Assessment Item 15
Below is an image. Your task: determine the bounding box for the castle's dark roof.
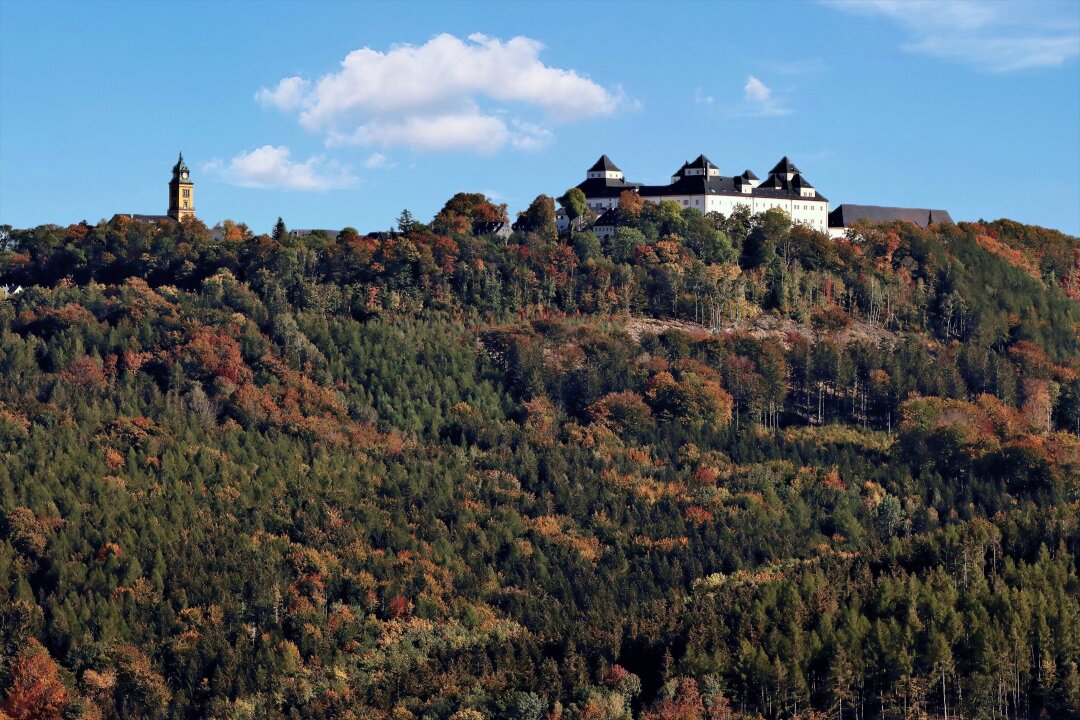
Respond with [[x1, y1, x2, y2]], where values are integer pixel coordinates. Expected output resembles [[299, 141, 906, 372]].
[[758, 175, 785, 190], [612, 172, 827, 202], [769, 156, 800, 175], [578, 155, 827, 204], [753, 185, 828, 203], [575, 177, 641, 198], [828, 204, 954, 229], [754, 170, 823, 198], [685, 154, 717, 170], [588, 155, 622, 173], [639, 174, 732, 197], [591, 209, 621, 229]]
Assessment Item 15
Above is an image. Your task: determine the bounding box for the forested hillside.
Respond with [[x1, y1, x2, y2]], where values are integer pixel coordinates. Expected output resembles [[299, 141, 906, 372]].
[[1, 194, 1079, 720]]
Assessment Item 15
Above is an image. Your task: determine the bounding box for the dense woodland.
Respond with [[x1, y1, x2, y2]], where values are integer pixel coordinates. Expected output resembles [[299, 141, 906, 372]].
[[0, 191, 1078, 720]]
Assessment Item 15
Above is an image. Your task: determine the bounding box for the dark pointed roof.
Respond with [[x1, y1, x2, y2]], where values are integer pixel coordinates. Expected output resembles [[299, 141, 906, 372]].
[[588, 155, 622, 173], [792, 174, 814, 190], [759, 174, 785, 189], [769, 156, 800, 175], [593, 208, 621, 226], [685, 154, 717, 170], [740, 169, 759, 181]]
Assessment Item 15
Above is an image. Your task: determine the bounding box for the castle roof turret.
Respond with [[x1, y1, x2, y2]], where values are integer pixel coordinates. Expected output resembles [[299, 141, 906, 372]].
[[769, 156, 800, 175], [685, 154, 717, 170], [588, 155, 622, 173]]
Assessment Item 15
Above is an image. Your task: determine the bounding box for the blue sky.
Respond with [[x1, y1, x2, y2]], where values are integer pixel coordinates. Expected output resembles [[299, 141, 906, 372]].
[[2, 0, 1078, 235]]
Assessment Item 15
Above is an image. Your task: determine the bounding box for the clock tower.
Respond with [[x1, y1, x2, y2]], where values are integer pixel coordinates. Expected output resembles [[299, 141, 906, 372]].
[[168, 152, 195, 221]]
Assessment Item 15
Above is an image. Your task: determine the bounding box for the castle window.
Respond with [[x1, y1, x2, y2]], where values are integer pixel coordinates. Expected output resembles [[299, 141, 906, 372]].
[[183, 189, 190, 198]]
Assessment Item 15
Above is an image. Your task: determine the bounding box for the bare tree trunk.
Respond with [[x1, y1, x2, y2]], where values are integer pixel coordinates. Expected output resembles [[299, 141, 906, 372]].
[[943, 667, 948, 720]]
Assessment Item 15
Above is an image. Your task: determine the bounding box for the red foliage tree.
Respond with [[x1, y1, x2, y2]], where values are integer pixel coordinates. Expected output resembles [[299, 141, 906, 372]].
[[60, 356, 107, 390], [3, 641, 68, 720], [387, 594, 410, 619]]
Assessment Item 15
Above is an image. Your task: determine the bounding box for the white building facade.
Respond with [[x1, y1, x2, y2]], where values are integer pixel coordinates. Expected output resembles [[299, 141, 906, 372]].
[[571, 155, 830, 237]]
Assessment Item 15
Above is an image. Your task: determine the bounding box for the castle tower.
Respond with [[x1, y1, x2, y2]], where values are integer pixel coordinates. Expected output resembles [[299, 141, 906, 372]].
[[768, 156, 799, 182], [168, 152, 194, 221], [586, 155, 624, 181]]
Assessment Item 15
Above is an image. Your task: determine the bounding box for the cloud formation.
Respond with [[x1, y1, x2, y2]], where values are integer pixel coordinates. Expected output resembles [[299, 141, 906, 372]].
[[743, 76, 772, 103], [732, 76, 791, 117], [824, 0, 1080, 72], [204, 146, 357, 191], [258, 33, 624, 153], [363, 152, 389, 169], [256, 76, 310, 111]]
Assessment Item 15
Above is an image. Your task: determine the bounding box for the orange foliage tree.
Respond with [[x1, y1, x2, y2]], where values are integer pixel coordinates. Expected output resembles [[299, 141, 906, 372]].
[[3, 641, 68, 720]]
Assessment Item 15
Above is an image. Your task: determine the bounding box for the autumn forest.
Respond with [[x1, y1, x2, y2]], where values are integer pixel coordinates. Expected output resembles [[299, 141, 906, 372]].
[[1, 192, 1079, 720]]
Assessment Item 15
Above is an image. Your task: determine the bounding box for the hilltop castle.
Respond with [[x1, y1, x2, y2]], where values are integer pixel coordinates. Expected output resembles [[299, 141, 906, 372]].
[[565, 154, 952, 241], [569, 154, 829, 235]]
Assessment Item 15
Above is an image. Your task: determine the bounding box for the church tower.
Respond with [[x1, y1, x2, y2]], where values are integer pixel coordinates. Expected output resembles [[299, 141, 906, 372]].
[[168, 152, 194, 221]]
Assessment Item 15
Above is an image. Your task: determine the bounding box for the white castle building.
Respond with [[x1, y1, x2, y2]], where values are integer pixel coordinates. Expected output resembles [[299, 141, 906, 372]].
[[567, 154, 830, 236]]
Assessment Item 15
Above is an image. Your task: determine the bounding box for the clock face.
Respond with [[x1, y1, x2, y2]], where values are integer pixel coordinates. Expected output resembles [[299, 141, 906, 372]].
[[181, 171, 189, 180]]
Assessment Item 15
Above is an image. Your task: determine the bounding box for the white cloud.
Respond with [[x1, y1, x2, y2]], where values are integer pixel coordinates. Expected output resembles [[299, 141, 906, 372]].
[[257, 33, 626, 153], [743, 76, 772, 103], [906, 33, 1080, 73], [205, 145, 357, 191], [255, 76, 310, 111], [823, 0, 1080, 72], [507, 119, 554, 150], [364, 152, 389, 169], [693, 87, 715, 105], [328, 108, 511, 153], [727, 76, 791, 118]]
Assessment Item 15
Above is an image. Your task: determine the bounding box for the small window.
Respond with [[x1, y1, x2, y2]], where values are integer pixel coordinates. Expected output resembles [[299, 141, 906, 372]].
[[183, 189, 190, 198], [183, 201, 189, 209]]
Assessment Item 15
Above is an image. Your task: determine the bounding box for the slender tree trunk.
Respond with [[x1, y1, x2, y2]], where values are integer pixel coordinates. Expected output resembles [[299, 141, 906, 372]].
[[943, 667, 948, 720]]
